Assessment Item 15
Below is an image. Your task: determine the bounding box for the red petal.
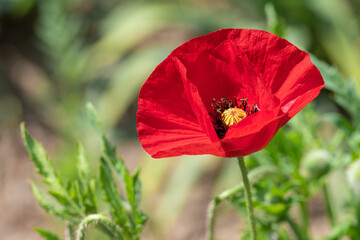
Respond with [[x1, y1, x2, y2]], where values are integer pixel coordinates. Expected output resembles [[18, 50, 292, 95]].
[[137, 29, 324, 158], [137, 58, 207, 157]]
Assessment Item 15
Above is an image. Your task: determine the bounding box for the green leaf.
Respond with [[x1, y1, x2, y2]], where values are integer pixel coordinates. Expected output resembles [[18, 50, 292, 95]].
[[132, 168, 142, 208], [323, 220, 352, 240], [86, 102, 115, 159], [259, 203, 287, 215], [131, 168, 147, 230], [22, 124, 85, 218], [99, 157, 133, 238], [86, 103, 104, 141], [86, 103, 136, 209], [48, 190, 73, 207], [30, 181, 72, 220], [87, 104, 146, 234], [265, 3, 286, 38], [34, 227, 61, 240], [117, 159, 136, 208], [20, 123, 58, 182], [71, 180, 81, 204], [89, 179, 97, 205], [310, 54, 360, 124], [75, 142, 97, 213], [77, 142, 90, 180]]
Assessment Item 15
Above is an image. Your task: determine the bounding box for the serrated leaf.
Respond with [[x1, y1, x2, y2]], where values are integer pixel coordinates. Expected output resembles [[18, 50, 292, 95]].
[[132, 169, 142, 208], [72, 181, 84, 209], [310, 54, 343, 92], [86, 103, 104, 141], [77, 142, 90, 180], [30, 181, 71, 220], [21, 123, 58, 182], [310, 54, 360, 124], [131, 169, 147, 229], [87, 104, 146, 234], [86, 103, 117, 164], [86, 102, 116, 163], [86, 103, 137, 209], [117, 159, 136, 209], [22, 124, 85, 218], [75, 142, 97, 213], [99, 157, 133, 238], [48, 190, 73, 206], [21, 123, 78, 203], [34, 227, 61, 240], [89, 179, 97, 202]]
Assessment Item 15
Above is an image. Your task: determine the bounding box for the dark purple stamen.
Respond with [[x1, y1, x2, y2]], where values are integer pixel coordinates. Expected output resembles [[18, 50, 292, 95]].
[[210, 97, 259, 139]]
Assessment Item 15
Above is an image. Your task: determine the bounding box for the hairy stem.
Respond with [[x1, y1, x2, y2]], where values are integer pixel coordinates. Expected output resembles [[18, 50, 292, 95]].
[[76, 214, 125, 240], [206, 197, 218, 240], [237, 157, 257, 240], [207, 184, 244, 240]]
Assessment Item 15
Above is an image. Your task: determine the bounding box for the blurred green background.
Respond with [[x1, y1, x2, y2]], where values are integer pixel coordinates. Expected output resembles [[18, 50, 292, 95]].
[[0, 0, 360, 239]]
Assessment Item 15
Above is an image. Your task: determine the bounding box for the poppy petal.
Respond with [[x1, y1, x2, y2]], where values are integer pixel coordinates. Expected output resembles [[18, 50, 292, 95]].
[[137, 29, 324, 158]]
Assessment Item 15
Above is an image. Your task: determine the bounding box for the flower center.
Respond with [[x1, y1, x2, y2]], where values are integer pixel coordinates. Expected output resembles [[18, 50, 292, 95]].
[[221, 107, 247, 129], [210, 97, 259, 139]]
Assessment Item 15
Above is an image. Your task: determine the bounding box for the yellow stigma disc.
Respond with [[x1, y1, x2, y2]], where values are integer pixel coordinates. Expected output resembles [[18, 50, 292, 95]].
[[221, 107, 247, 129]]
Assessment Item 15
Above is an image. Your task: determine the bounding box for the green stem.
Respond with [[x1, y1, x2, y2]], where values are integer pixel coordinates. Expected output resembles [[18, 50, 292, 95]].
[[300, 201, 309, 239], [65, 222, 74, 240], [237, 157, 257, 240], [207, 185, 244, 240], [323, 184, 335, 226], [76, 214, 125, 240], [285, 215, 305, 240], [207, 197, 218, 240]]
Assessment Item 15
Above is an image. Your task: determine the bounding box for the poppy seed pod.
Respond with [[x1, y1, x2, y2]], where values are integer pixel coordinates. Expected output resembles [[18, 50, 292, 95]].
[[137, 29, 325, 158], [300, 149, 331, 179]]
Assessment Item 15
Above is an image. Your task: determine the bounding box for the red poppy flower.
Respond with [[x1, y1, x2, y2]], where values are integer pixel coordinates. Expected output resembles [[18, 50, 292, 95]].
[[137, 29, 324, 158]]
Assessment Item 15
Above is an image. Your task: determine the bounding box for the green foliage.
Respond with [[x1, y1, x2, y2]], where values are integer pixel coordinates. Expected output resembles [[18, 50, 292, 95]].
[[86, 103, 146, 233], [34, 227, 61, 240], [36, 0, 87, 85], [311, 54, 360, 127], [265, 3, 287, 38], [21, 104, 146, 240]]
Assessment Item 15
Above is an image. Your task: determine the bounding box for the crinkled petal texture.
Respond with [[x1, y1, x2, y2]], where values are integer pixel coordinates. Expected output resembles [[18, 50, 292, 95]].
[[137, 29, 324, 158]]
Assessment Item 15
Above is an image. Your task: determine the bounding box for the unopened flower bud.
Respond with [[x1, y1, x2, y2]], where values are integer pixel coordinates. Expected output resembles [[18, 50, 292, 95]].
[[301, 149, 331, 179]]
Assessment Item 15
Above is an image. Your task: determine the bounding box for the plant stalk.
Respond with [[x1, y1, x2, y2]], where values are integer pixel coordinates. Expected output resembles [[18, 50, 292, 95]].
[[323, 184, 335, 226], [207, 185, 244, 240], [285, 214, 305, 240], [207, 197, 218, 240], [300, 201, 309, 239], [237, 157, 257, 240]]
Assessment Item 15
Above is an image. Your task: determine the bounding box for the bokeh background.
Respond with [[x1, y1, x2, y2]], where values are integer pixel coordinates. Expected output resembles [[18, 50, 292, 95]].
[[1, 0, 360, 239]]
